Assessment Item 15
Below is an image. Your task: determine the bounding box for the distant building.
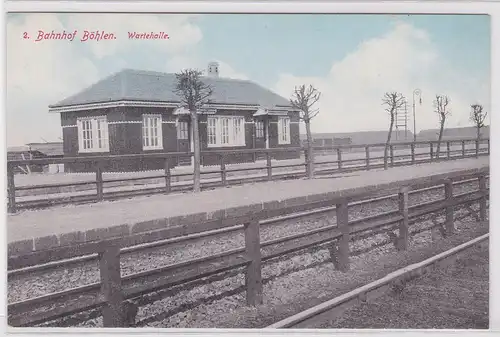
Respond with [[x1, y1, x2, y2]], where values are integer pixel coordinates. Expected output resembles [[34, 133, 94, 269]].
[[418, 126, 490, 141], [49, 62, 301, 173], [7, 142, 63, 174]]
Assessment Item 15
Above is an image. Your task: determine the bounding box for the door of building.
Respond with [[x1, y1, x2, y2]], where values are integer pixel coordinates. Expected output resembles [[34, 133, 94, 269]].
[[254, 119, 267, 161], [176, 118, 192, 166]]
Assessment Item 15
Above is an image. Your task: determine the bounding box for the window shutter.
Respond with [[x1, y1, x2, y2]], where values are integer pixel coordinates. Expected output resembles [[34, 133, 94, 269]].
[[77, 119, 83, 152]]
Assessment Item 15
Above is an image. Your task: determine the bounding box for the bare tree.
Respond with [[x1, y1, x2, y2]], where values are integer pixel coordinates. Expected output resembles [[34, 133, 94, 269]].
[[174, 69, 213, 193], [470, 104, 488, 140], [434, 95, 450, 159], [290, 84, 321, 179], [382, 92, 406, 170]]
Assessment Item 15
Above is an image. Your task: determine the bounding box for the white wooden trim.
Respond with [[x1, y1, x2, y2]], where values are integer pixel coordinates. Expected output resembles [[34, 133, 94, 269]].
[[49, 100, 296, 113], [108, 121, 142, 125], [49, 101, 179, 113], [62, 124, 77, 128], [162, 121, 176, 124], [265, 120, 269, 149]]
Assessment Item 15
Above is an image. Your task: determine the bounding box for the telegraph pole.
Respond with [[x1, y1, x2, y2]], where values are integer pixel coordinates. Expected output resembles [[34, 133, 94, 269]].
[[412, 89, 422, 142]]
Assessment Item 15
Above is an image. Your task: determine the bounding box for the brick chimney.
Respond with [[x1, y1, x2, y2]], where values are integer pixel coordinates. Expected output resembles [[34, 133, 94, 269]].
[[207, 61, 219, 78]]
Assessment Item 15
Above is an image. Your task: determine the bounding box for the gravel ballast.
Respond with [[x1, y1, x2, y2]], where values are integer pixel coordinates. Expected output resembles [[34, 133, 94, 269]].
[[311, 242, 489, 329]]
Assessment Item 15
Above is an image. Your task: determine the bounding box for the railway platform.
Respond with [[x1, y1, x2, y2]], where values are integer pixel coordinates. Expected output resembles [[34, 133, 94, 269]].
[[7, 157, 489, 254]]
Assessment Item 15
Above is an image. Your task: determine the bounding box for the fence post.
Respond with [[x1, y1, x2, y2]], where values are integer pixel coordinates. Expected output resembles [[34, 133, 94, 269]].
[[96, 162, 104, 202], [429, 142, 434, 162], [478, 174, 487, 222], [365, 146, 370, 170], [411, 143, 415, 165], [397, 187, 409, 251], [487, 139, 490, 155], [164, 158, 171, 194], [7, 163, 16, 214], [335, 201, 350, 272], [266, 152, 272, 181], [446, 141, 451, 160], [475, 139, 480, 158], [462, 140, 466, 157], [244, 219, 263, 306], [444, 180, 454, 235], [303, 147, 309, 177], [337, 148, 343, 170], [99, 245, 125, 327], [220, 154, 227, 186], [390, 145, 394, 167]]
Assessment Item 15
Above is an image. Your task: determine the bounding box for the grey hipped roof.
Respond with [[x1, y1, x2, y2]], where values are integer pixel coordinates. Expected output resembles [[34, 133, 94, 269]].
[[50, 69, 292, 109]]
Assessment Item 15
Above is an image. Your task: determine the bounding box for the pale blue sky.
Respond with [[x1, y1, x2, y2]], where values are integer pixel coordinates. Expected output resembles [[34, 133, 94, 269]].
[[6, 13, 490, 146]]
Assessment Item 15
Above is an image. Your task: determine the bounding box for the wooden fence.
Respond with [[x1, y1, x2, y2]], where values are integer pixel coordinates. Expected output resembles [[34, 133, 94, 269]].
[[6, 138, 489, 213], [7, 168, 489, 327]]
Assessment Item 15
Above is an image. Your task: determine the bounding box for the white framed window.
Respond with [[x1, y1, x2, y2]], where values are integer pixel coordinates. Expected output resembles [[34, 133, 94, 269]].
[[221, 117, 230, 145], [278, 117, 291, 145], [207, 118, 217, 145], [77, 116, 109, 153], [255, 121, 264, 138], [207, 116, 246, 147], [143, 114, 163, 150], [177, 121, 189, 140]]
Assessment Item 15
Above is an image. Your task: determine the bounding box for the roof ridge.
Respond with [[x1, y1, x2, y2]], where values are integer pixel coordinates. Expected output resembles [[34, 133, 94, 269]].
[[50, 68, 293, 109], [117, 68, 257, 84]]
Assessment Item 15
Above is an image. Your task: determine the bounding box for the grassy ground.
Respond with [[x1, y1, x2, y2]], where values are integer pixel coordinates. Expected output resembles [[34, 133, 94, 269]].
[[315, 243, 489, 329]]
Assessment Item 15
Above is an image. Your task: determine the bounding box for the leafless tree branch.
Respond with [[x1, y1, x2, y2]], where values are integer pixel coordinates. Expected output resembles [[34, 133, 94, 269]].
[[174, 69, 214, 192], [381, 91, 406, 170], [290, 84, 321, 179], [290, 84, 321, 122], [174, 69, 214, 111], [434, 94, 451, 158], [470, 104, 488, 140]]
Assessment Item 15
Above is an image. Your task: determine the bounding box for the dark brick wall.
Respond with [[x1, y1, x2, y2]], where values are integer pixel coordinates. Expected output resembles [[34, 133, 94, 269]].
[[61, 106, 300, 172], [266, 112, 301, 160]]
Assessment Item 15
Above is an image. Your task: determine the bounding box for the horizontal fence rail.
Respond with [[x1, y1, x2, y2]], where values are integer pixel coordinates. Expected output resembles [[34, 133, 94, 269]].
[[7, 169, 489, 328], [7, 137, 490, 212]]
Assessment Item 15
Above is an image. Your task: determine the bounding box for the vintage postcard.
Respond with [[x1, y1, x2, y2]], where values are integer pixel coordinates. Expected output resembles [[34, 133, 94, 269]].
[[5, 10, 491, 331]]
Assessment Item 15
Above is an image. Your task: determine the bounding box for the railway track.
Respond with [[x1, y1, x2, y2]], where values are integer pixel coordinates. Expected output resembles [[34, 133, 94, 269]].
[[8, 178, 480, 279], [7, 175, 488, 328], [266, 233, 489, 329]]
